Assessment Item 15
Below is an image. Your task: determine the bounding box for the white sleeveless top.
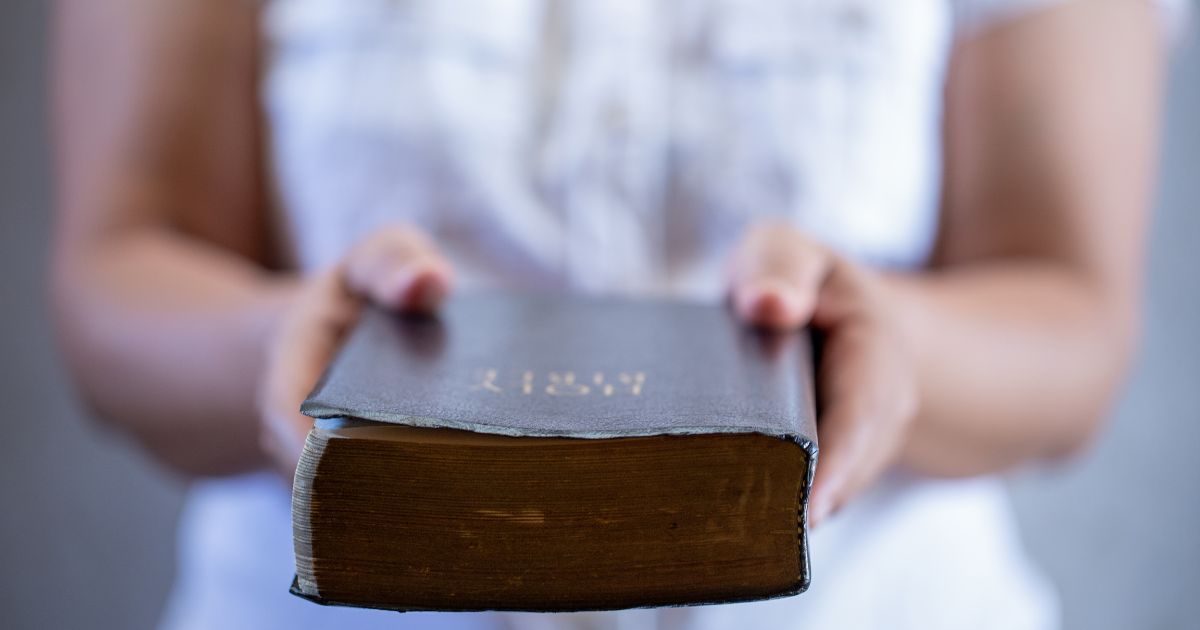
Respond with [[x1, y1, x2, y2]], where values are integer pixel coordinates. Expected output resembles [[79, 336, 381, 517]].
[[160, 0, 1165, 627]]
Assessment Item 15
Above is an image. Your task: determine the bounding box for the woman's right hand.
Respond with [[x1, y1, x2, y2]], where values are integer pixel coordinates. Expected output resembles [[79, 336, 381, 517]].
[[257, 226, 455, 478]]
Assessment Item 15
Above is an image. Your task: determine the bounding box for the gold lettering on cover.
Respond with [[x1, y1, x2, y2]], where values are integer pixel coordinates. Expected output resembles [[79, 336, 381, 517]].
[[546, 371, 590, 396], [617, 371, 646, 395], [589, 371, 645, 396], [471, 370, 646, 395], [593, 372, 613, 396], [471, 368, 504, 393]]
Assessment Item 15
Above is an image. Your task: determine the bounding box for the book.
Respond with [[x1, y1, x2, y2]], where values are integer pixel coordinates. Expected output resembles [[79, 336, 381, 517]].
[[291, 293, 818, 612]]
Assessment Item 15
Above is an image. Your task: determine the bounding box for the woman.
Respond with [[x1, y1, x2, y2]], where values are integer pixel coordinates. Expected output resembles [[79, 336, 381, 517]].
[[50, 0, 1179, 628]]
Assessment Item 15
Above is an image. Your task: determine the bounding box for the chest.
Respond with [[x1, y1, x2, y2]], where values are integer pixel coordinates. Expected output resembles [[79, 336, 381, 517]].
[[263, 0, 951, 285]]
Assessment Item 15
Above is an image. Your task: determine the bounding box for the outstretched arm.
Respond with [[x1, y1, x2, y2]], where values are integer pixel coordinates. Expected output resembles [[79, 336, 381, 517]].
[[51, 0, 285, 475], [896, 0, 1164, 475], [729, 0, 1166, 522], [49, 0, 450, 476]]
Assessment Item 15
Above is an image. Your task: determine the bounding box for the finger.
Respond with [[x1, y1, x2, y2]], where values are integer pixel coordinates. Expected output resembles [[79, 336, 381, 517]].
[[808, 323, 916, 526], [258, 271, 360, 476], [808, 379, 876, 525], [809, 404, 902, 527], [728, 222, 831, 330], [342, 226, 455, 313]]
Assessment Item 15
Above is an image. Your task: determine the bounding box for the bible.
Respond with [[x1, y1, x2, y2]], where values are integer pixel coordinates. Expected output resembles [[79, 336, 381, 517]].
[[291, 294, 818, 612]]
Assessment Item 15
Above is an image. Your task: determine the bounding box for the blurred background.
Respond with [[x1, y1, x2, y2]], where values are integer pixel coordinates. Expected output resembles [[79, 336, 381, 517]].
[[2, 2, 1197, 629]]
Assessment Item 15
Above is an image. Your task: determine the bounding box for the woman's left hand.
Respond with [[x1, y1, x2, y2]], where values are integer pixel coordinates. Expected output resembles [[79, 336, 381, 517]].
[[727, 221, 919, 526]]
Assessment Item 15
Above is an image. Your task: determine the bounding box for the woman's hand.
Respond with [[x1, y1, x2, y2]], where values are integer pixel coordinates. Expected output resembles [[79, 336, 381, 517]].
[[728, 221, 918, 526], [257, 226, 455, 478]]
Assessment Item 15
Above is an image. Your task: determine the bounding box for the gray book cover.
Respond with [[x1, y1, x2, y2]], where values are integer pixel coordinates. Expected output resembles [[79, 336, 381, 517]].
[[298, 293, 820, 606]]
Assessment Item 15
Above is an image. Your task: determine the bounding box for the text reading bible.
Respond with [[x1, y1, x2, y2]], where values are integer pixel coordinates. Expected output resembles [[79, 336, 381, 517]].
[[292, 294, 818, 612]]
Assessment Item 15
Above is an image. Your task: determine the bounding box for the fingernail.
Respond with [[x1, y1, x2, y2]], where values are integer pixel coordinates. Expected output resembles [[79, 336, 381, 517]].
[[408, 273, 446, 312], [809, 497, 830, 527], [414, 282, 438, 311], [740, 280, 802, 329]]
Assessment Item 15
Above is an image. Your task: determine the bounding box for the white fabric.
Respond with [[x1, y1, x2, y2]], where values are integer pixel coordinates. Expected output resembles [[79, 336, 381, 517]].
[[157, 0, 1111, 628], [263, 0, 952, 291]]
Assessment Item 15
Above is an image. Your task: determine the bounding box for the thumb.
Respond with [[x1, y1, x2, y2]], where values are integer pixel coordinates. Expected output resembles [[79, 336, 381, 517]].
[[342, 226, 455, 313], [728, 221, 832, 330], [258, 270, 359, 477]]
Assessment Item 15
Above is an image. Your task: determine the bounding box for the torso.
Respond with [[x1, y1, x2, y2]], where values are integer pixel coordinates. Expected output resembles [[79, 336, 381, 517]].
[[263, 0, 945, 286]]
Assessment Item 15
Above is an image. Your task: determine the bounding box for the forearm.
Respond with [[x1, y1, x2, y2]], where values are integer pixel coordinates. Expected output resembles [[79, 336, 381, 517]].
[[51, 228, 298, 476], [883, 259, 1136, 477]]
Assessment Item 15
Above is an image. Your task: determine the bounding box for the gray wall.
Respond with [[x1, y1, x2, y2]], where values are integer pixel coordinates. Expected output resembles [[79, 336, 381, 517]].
[[1, 2, 1196, 629], [0, 2, 184, 628]]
